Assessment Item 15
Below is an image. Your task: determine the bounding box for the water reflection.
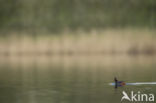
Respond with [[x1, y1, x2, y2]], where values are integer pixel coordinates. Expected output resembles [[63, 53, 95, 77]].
[[0, 55, 156, 103]]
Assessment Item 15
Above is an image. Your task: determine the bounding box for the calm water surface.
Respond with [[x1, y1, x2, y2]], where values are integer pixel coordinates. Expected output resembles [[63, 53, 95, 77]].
[[0, 55, 156, 103]]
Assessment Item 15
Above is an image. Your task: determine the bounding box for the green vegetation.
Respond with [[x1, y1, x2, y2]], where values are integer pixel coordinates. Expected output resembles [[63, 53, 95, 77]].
[[0, 0, 156, 33], [0, 0, 156, 55]]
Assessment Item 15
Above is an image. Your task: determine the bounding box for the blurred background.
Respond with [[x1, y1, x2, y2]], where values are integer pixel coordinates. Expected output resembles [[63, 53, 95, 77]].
[[0, 0, 156, 32], [0, 0, 156, 55], [0, 0, 156, 103]]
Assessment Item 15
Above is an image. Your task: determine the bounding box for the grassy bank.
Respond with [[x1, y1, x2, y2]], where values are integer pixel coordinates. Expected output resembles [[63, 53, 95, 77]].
[[1, 0, 156, 32], [0, 29, 156, 56]]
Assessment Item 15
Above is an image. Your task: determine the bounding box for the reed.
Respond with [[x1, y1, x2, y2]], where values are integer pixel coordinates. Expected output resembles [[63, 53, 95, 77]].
[[0, 29, 156, 56]]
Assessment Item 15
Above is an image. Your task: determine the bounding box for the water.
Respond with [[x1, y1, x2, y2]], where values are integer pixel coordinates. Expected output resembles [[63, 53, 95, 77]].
[[0, 55, 156, 103], [110, 82, 156, 86]]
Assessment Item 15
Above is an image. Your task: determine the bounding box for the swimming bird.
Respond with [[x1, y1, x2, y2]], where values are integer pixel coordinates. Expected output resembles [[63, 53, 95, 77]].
[[110, 78, 156, 88], [114, 77, 126, 88]]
